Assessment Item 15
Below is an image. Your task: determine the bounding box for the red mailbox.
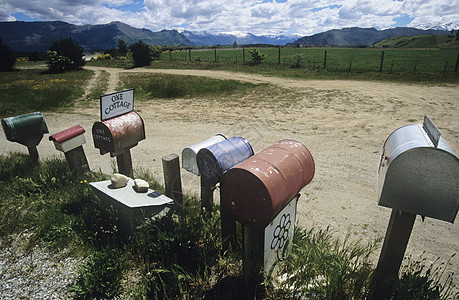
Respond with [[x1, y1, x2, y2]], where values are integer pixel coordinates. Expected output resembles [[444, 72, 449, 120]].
[[92, 111, 145, 156], [222, 140, 315, 228]]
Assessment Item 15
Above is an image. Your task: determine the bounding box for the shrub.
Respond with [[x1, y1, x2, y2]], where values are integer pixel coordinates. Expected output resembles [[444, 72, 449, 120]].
[[47, 37, 85, 73], [129, 40, 153, 67], [0, 38, 15, 72], [248, 48, 266, 65]]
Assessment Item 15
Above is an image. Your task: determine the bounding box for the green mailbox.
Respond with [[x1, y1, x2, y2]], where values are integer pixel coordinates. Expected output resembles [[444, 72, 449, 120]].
[[2, 112, 49, 160]]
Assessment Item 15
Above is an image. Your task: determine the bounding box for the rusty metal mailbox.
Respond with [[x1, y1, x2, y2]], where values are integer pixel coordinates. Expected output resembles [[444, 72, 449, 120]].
[[221, 139, 315, 296], [182, 134, 227, 175], [197, 136, 254, 186], [92, 111, 145, 157], [2, 112, 48, 148], [222, 139, 315, 227], [378, 115, 459, 223]]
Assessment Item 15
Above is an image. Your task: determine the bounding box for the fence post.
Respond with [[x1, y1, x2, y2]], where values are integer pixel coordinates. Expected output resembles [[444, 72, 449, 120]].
[[243, 47, 245, 63], [379, 50, 385, 72], [455, 51, 459, 72], [214, 49, 217, 62], [324, 50, 327, 69], [188, 48, 191, 61], [278, 47, 281, 65], [443, 61, 448, 75], [162, 153, 183, 211]]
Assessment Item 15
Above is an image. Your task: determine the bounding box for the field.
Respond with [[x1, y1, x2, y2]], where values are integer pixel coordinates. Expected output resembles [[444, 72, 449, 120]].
[[1, 56, 458, 298]]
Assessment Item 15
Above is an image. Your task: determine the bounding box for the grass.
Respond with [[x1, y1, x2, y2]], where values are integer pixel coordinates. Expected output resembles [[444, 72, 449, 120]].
[[119, 72, 260, 100], [0, 68, 93, 117], [0, 153, 457, 299]]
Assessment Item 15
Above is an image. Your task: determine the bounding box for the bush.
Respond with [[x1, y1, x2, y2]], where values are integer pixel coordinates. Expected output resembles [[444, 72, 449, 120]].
[[47, 37, 85, 73], [0, 38, 15, 72], [130, 40, 153, 67], [248, 48, 266, 65]]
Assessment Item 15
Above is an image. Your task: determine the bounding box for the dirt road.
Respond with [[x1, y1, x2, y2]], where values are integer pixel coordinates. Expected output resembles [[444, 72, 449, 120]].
[[2, 66, 458, 285]]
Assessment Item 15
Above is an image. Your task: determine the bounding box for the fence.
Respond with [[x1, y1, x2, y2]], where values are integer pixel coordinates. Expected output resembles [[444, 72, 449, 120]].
[[163, 47, 459, 73]]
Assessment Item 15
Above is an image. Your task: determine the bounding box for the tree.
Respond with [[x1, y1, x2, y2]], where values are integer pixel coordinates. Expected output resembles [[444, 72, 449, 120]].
[[0, 38, 16, 72], [47, 37, 85, 73], [129, 40, 153, 67], [118, 39, 128, 56]]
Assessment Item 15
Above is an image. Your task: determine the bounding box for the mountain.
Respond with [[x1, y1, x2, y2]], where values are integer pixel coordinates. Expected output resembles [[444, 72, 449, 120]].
[[0, 21, 193, 52], [293, 27, 449, 46], [181, 30, 298, 46]]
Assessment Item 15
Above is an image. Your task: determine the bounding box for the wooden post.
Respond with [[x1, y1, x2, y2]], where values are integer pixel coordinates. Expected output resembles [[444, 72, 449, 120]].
[[64, 145, 90, 176], [243, 47, 245, 63], [27, 146, 39, 163], [116, 149, 133, 178], [188, 48, 191, 61], [243, 225, 265, 299], [214, 49, 217, 62], [220, 187, 236, 251], [278, 47, 281, 65], [324, 50, 327, 69], [368, 209, 416, 300], [200, 176, 214, 213], [162, 153, 183, 210], [454, 51, 459, 72], [379, 50, 385, 72]]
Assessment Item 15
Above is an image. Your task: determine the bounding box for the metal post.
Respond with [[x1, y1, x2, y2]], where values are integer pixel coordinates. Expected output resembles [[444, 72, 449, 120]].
[[368, 209, 416, 300], [162, 153, 183, 210], [64, 145, 90, 176], [116, 149, 133, 178]]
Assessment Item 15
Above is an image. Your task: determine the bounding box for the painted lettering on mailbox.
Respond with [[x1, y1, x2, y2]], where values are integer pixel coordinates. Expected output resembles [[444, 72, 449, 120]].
[[100, 89, 134, 121]]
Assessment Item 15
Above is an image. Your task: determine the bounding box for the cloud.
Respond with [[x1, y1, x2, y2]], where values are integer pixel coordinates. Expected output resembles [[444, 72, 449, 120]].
[[1, 0, 458, 35]]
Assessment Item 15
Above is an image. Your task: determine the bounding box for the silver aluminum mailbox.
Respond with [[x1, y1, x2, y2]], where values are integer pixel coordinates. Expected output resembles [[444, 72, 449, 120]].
[[378, 116, 459, 223], [182, 134, 227, 175]]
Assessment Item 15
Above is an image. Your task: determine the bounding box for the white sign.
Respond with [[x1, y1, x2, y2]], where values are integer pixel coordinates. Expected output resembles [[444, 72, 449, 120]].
[[100, 89, 134, 121], [264, 196, 298, 277]]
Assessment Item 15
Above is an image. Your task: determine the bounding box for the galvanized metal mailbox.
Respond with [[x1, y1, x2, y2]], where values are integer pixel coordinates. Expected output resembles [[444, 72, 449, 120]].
[[378, 115, 459, 223], [182, 134, 227, 175], [222, 139, 315, 228], [2, 112, 48, 148], [197, 136, 254, 187], [49, 125, 89, 175], [92, 111, 145, 157], [369, 115, 459, 300]]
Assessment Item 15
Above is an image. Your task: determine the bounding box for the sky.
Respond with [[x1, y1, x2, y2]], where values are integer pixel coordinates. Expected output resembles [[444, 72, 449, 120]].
[[1, 0, 458, 36]]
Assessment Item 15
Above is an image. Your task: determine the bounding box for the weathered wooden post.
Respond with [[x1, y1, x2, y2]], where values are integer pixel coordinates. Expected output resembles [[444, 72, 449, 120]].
[[324, 50, 327, 69], [379, 50, 385, 72], [368, 115, 459, 299], [49, 124, 90, 176], [196, 137, 254, 249], [1, 112, 49, 163], [162, 153, 183, 210], [222, 140, 315, 299], [278, 47, 281, 65], [92, 89, 145, 178]]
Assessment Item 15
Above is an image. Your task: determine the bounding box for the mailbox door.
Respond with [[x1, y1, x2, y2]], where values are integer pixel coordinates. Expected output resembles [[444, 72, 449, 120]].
[[92, 122, 114, 155]]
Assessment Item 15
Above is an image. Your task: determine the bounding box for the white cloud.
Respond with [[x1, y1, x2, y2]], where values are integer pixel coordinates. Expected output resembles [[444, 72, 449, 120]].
[[1, 0, 458, 35]]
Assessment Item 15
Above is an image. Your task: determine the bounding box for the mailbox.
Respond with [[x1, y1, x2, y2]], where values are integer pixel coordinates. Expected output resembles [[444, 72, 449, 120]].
[[222, 139, 315, 228], [182, 134, 227, 175], [92, 111, 145, 156], [49, 125, 86, 152], [378, 116, 459, 223], [1, 112, 48, 148], [197, 137, 254, 186]]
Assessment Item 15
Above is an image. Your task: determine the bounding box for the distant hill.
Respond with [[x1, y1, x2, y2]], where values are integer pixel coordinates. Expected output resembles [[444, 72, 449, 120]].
[[0, 21, 193, 52], [293, 27, 449, 46], [181, 31, 298, 46], [373, 33, 459, 49]]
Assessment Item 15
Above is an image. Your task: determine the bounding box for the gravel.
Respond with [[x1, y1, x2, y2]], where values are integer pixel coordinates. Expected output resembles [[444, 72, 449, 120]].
[[0, 231, 84, 299]]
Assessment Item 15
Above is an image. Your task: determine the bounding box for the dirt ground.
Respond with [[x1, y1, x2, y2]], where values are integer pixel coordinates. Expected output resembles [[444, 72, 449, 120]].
[[2, 66, 458, 287]]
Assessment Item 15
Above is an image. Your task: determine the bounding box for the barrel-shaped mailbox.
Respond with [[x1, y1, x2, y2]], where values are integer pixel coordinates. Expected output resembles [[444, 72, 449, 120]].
[[92, 111, 145, 156], [378, 116, 459, 223], [182, 134, 227, 175], [1, 112, 48, 148], [197, 137, 254, 186], [222, 139, 315, 228]]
